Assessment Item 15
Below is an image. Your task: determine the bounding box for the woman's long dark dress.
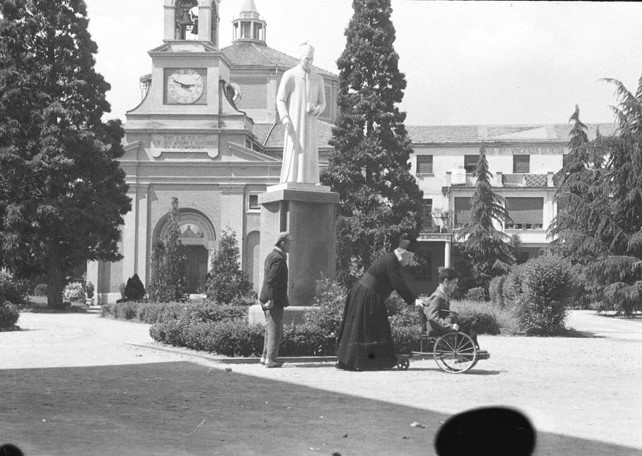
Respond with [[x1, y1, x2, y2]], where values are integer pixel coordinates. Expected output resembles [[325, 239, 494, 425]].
[[336, 252, 417, 371]]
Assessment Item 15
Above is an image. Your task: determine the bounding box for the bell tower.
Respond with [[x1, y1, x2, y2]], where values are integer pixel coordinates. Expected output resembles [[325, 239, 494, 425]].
[[109, 0, 273, 300], [125, 0, 234, 127], [164, 0, 220, 46]]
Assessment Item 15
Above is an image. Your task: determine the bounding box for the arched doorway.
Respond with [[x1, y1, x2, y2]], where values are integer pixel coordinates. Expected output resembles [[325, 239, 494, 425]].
[[181, 227, 209, 293], [153, 210, 216, 294]]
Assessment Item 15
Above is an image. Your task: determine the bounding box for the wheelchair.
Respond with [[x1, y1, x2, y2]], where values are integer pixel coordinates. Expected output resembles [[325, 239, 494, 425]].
[[396, 331, 490, 374]]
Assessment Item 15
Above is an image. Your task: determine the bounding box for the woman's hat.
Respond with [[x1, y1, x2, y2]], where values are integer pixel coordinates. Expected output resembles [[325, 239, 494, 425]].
[[398, 233, 418, 253]]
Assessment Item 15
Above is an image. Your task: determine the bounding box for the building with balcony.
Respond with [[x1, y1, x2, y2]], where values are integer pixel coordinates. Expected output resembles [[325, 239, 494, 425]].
[[406, 124, 615, 290]]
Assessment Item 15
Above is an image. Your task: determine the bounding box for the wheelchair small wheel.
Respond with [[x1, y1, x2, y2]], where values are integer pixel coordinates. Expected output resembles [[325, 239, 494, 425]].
[[433, 332, 477, 374], [397, 358, 410, 370]]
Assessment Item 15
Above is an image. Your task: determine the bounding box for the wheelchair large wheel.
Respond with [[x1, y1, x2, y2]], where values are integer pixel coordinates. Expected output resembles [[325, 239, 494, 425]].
[[433, 332, 478, 374]]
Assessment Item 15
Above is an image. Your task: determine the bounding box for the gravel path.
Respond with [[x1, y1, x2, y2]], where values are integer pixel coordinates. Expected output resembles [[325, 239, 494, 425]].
[[2, 309, 641, 452]]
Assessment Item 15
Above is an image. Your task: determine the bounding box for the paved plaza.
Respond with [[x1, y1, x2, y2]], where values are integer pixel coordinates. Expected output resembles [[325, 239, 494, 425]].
[[1, 310, 641, 455]]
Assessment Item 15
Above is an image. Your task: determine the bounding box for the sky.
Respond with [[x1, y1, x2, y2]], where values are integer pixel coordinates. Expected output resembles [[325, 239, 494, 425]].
[[84, 0, 642, 127]]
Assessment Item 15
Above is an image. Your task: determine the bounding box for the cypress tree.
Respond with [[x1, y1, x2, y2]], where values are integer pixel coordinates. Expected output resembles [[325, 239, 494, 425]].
[[457, 145, 514, 288], [321, 0, 423, 286], [147, 197, 187, 303]]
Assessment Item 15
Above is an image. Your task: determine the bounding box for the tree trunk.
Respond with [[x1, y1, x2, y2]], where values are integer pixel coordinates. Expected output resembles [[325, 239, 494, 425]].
[[46, 256, 65, 309]]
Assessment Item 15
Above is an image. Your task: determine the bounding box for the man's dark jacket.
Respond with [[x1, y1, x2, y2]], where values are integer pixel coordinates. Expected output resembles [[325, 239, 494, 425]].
[[259, 248, 289, 308]]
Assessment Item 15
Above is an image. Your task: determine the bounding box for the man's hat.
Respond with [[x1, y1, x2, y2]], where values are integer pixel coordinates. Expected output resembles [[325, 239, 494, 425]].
[[299, 41, 315, 58], [276, 232, 292, 246], [398, 233, 418, 253]]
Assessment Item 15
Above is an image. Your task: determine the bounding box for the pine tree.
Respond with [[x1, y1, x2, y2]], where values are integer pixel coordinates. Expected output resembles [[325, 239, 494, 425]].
[[0, 0, 131, 308], [205, 228, 253, 304], [457, 145, 514, 288], [551, 80, 642, 315], [147, 197, 187, 302], [321, 0, 423, 286]]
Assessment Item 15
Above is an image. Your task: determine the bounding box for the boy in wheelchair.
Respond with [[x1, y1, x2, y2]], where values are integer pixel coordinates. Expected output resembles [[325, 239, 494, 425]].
[[421, 268, 480, 349]]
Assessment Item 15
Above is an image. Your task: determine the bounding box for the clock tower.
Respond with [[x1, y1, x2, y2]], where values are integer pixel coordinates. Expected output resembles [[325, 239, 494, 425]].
[[90, 0, 281, 302]]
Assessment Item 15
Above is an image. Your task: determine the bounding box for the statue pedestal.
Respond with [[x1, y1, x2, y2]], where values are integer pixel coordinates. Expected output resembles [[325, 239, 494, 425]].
[[250, 183, 339, 325]]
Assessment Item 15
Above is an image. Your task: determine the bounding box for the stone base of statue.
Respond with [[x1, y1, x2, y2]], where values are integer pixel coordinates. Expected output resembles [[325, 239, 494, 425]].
[[247, 183, 340, 326]]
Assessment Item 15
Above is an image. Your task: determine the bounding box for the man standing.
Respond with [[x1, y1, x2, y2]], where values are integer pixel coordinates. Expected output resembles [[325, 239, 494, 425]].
[[276, 42, 326, 184], [259, 233, 292, 368]]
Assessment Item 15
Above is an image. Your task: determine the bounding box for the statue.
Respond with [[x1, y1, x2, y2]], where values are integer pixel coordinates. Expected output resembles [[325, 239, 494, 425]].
[[276, 42, 326, 184]]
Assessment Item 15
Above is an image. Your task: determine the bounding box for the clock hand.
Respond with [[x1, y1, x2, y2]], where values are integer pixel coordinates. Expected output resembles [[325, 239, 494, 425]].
[[172, 79, 194, 89]]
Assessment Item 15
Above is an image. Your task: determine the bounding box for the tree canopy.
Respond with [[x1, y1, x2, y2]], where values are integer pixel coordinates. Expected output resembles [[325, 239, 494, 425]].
[[550, 79, 642, 315], [0, 0, 131, 308], [321, 0, 423, 286]]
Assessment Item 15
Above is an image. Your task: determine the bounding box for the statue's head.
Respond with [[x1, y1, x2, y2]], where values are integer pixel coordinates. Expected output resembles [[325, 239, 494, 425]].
[[299, 42, 315, 72]]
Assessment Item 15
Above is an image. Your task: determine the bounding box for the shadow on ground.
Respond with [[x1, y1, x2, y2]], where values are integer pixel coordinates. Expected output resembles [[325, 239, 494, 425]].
[[0, 362, 638, 456]]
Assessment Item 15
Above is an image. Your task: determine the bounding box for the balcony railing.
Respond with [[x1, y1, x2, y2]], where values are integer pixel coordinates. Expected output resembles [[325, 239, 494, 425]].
[[445, 171, 555, 187]]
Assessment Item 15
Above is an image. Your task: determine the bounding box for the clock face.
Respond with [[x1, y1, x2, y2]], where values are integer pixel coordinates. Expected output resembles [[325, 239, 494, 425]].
[[166, 68, 205, 104]]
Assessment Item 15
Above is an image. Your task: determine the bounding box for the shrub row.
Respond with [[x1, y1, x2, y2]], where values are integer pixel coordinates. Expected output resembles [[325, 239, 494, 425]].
[[147, 277, 503, 357], [101, 301, 248, 324]]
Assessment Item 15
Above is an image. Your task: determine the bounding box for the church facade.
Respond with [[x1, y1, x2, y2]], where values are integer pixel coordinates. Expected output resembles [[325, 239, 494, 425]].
[[88, 0, 613, 303]]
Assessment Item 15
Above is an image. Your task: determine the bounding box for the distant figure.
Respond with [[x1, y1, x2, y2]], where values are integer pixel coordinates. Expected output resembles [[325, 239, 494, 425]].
[[258, 233, 292, 368], [276, 42, 326, 184], [336, 234, 425, 371]]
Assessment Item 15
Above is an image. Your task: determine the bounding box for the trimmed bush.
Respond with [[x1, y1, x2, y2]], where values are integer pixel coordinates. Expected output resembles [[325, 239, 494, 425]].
[[124, 274, 146, 301], [113, 302, 138, 320], [281, 323, 336, 356], [0, 302, 20, 328], [134, 302, 187, 324], [150, 318, 264, 356], [391, 324, 423, 354], [205, 229, 254, 304], [103, 300, 250, 325], [184, 301, 248, 323], [512, 255, 573, 335]]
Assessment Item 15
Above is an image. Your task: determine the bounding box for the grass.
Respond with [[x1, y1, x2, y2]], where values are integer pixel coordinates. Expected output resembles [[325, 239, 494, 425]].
[[451, 299, 521, 335]]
